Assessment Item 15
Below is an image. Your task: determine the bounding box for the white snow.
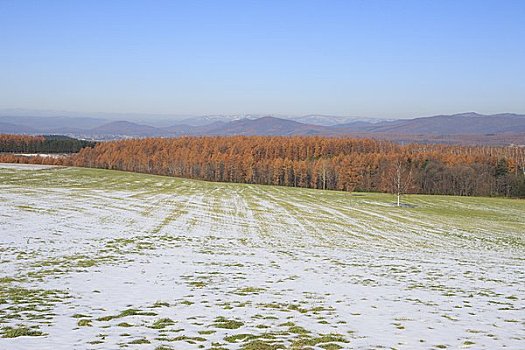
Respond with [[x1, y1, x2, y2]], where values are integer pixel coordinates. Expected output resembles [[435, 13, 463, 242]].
[[0, 167, 523, 349], [0, 163, 60, 170]]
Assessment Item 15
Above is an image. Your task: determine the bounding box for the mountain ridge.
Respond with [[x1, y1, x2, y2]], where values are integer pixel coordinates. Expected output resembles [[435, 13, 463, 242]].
[[1, 112, 524, 145]]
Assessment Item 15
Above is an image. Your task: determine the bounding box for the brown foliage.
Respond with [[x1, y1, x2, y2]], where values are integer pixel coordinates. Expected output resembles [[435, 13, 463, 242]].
[[1, 135, 524, 197]]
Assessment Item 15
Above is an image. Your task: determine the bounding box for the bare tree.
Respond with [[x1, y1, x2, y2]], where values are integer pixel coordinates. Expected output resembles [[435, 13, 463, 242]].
[[387, 159, 413, 206]]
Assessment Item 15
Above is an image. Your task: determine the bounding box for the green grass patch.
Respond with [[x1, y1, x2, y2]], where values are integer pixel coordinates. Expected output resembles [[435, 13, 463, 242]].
[[214, 316, 244, 329], [1, 326, 45, 338]]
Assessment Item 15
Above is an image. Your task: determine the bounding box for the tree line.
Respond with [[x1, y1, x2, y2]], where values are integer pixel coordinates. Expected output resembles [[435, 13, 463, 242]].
[[0, 134, 96, 153], [1, 134, 524, 197]]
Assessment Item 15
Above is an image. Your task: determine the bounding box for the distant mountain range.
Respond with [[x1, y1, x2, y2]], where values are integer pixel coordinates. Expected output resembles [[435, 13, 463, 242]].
[[1, 112, 524, 145], [344, 113, 525, 135]]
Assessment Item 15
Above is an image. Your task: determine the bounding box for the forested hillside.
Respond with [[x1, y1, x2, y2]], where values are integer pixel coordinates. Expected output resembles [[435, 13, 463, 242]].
[[0, 134, 96, 153], [1, 135, 524, 197]]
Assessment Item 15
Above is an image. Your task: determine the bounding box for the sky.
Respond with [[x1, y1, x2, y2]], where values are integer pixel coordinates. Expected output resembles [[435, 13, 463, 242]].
[[0, 0, 524, 119]]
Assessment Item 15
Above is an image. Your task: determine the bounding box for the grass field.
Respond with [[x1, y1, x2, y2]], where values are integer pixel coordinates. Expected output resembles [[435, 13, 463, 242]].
[[0, 164, 524, 349]]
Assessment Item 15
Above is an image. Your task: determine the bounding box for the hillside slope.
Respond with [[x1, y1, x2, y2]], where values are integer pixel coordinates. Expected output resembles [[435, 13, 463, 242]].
[[354, 113, 525, 134], [1, 165, 523, 349]]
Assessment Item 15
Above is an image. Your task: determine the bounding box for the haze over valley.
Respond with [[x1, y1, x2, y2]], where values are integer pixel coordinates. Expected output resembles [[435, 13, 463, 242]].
[[2, 111, 525, 145]]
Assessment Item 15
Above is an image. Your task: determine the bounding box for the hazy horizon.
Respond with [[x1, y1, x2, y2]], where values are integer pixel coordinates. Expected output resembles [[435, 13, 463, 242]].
[[1, 107, 524, 123], [1, 1, 524, 118]]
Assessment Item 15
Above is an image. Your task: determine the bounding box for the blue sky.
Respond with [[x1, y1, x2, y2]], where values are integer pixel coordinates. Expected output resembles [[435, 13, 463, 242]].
[[0, 0, 524, 118]]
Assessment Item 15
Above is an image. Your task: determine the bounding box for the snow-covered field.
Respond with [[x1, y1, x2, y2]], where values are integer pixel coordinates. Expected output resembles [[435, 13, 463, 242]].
[[0, 165, 524, 349]]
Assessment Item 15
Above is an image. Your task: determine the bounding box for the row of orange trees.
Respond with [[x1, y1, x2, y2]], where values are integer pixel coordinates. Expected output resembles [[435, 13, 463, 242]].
[[1, 134, 524, 197]]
